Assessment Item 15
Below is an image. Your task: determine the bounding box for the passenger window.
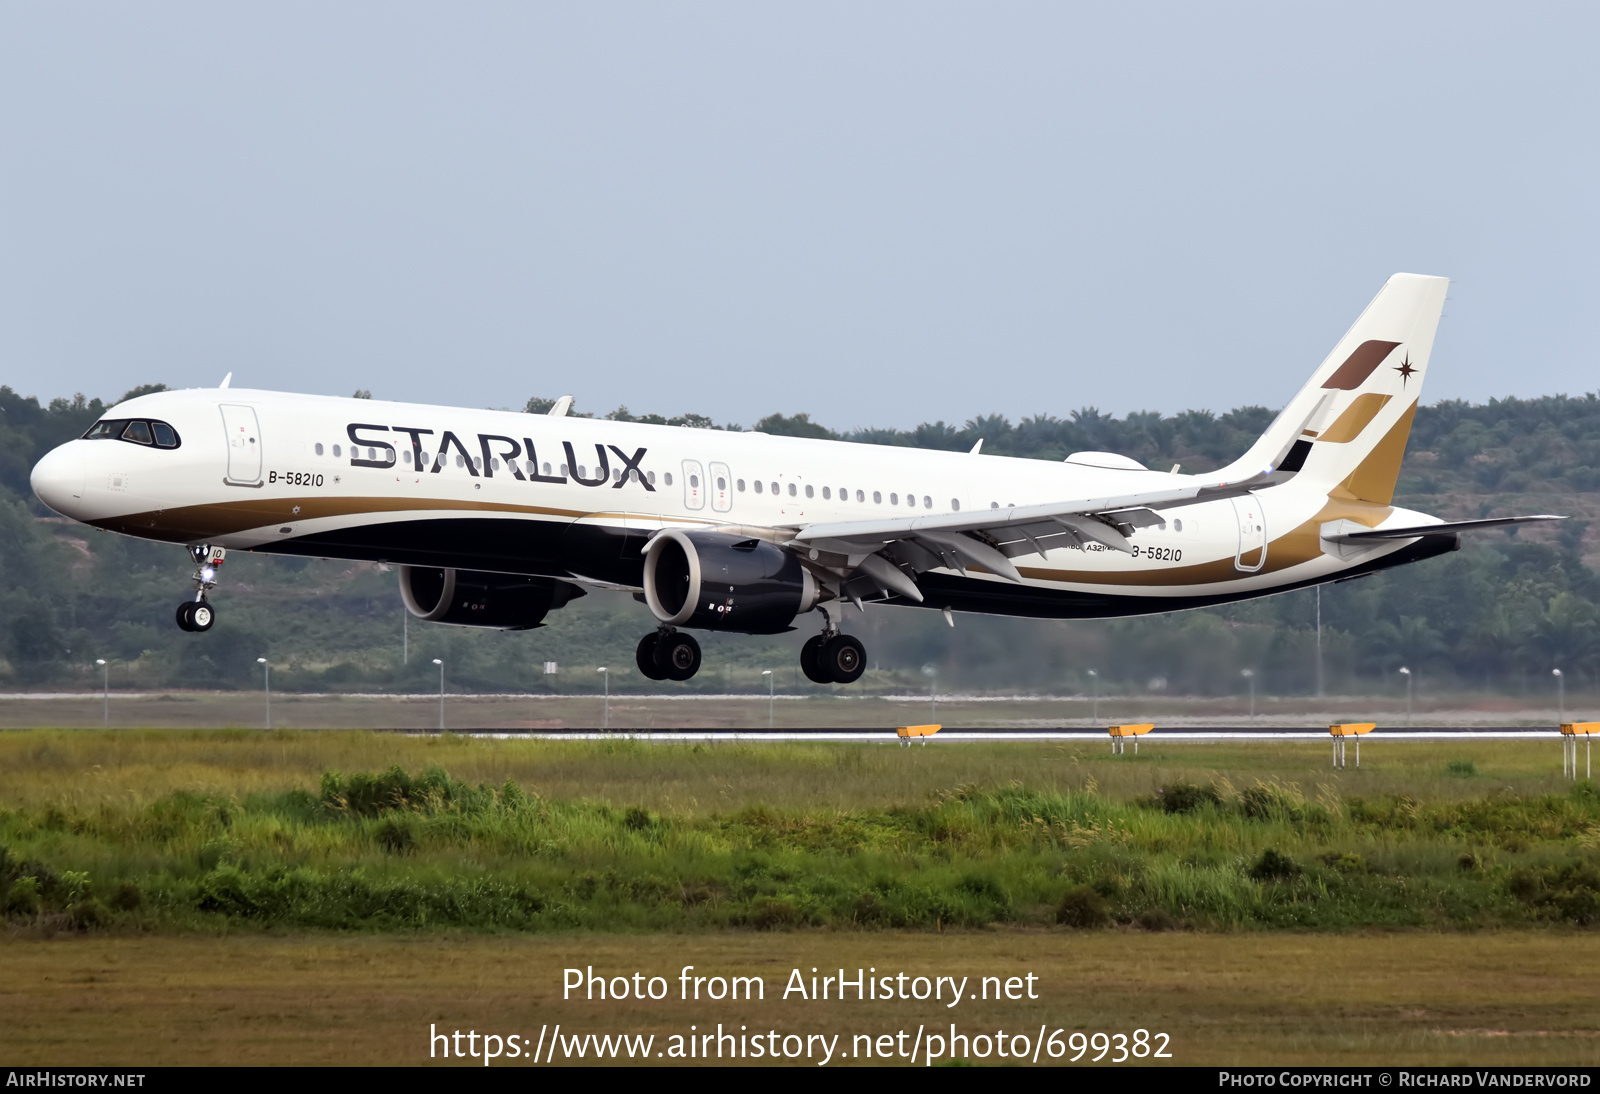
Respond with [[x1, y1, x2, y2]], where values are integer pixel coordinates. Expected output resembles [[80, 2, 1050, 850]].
[[491, 457, 500, 471], [787, 483, 796, 497], [856, 490, 865, 502], [717, 477, 726, 490], [403, 449, 412, 465], [647, 471, 655, 484], [873, 491, 882, 504], [152, 422, 179, 448], [333, 444, 343, 457], [952, 499, 960, 511], [559, 463, 569, 476], [614, 468, 623, 482], [373, 449, 381, 462], [990, 501, 998, 509], [923, 495, 932, 509], [770, 482, 778, 495], [737, 479, 746, 492], [579, 465, 587, 477], [754, 480, 763, 494], [890, 493, 898, 505], [690, 474, 699, 488], [663, 472, 672, 486], [804, 485, 813, 498], [122, 421, 153, 444], [1174, 519, 1184, 532], [822, 486, 830, 500], [545, 463, 554, 476], [315, 442, 325, 456]]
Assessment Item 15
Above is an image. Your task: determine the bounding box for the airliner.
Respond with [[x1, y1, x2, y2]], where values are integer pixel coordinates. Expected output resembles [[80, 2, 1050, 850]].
[[29, 273, 1558, 684]]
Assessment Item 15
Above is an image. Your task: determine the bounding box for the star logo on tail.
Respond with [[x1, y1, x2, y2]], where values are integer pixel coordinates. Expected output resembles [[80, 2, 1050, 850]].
[[1394, 354, 1417, 385]]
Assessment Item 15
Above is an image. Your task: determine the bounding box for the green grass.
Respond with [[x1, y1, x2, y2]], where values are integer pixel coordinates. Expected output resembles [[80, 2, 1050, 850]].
[[2, 731, 1598, 934]]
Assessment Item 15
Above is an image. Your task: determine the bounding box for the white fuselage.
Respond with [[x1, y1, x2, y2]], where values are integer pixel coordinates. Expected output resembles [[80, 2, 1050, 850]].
[[31, 386, 1442, 622]]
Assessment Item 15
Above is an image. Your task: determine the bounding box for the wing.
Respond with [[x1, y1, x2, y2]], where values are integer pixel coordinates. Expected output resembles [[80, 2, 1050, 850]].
[[788, 465, 1292, 602], [1323, 515, 1565, 542]]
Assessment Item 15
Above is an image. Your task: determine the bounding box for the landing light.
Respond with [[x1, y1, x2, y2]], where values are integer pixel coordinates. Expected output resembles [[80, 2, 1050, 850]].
[[200, 567, 216, 582]]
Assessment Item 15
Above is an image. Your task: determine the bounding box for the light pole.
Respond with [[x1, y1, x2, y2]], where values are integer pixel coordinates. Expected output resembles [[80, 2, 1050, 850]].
[[1315, 586, 1324, 698], [432, 659, 444, 730], [922, 663, 937, 721], [762, 669, 773, 728], [1088, 669, 1099, 726], [598, 667, 609, 729], [1399, 666, 1412, 726], [1241, 669, 1256, 721], [1554, 668, 1565, 724], [96, 659, 107, 726], [256, 657, 270, 730]]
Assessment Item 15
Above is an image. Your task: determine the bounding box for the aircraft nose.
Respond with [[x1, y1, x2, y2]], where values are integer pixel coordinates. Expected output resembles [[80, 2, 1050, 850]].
[[31, 443, 87, 517]]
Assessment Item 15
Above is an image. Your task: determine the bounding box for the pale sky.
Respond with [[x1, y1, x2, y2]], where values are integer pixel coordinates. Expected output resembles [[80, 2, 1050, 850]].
[[3, 3, 1596, 430]]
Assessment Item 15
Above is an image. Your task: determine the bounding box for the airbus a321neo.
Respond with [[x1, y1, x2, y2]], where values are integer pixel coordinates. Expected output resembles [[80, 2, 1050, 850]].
[[30, 273, 1560, 684]]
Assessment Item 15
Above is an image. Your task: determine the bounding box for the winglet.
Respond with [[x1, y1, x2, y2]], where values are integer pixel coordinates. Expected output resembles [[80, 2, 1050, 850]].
[[548, 395, 573, 418], [219, 372, 233, 389]]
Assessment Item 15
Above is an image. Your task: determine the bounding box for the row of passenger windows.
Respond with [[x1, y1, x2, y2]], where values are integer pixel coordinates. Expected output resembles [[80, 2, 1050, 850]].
[[311, 441, 1011, 512]]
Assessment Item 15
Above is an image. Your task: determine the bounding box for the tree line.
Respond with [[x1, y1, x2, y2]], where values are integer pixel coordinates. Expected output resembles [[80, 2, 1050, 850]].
[[0, 383, 1595, 695]]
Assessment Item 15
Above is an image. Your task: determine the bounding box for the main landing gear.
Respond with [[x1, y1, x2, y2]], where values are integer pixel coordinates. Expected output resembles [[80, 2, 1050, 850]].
[[175, 545, 225, 633], [636, 628, 702, 681], [801, 603, 866, 684]]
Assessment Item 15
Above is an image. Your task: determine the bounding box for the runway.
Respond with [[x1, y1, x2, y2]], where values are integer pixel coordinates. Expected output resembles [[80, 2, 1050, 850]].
[[463, 725, 1566, 742]]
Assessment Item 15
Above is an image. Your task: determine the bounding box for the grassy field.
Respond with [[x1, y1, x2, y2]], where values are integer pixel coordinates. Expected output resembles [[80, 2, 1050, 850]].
[[2, 729, 1596, 933], [3, 730, 1598, 1066]]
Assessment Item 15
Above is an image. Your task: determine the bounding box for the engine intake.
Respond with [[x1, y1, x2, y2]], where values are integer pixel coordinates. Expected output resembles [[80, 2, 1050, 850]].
[[642, 530, 819, 635], [400, 567, 585, 630]]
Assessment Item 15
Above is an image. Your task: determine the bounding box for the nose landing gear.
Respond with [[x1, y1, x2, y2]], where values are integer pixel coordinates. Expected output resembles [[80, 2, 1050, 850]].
[[175, 545, 224, 633]]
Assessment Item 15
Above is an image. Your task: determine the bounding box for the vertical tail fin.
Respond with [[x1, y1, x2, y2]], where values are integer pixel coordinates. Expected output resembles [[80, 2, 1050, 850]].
[[1218, 273, 1449, 506]]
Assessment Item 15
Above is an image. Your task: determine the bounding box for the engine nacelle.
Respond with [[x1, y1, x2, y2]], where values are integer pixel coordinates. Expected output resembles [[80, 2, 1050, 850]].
[[642, 530, 819, 635], [400, 567, 585, 630]]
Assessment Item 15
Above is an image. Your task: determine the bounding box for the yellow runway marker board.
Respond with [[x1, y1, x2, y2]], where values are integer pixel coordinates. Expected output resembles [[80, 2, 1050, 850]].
[[1560, 722, 1599, 780], [1329, 722, 1375, 768], [1108, 723, 1153, 754], [896, 724, 940, 748]]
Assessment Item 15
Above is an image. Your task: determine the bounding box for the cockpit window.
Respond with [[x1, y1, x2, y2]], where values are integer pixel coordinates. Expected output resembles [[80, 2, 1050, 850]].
[[82, 418, 182, 449], [83, 419, 128, 439]]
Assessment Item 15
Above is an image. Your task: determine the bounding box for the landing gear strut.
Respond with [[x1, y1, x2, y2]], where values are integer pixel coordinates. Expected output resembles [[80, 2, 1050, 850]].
[[175, 545, 224, 633], [635, 628, 702, 681], [800, 602, 866, 684]]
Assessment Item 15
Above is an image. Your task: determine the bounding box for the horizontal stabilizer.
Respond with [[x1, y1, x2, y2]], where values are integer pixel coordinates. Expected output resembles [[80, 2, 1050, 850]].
[[1328, 515, 1565, 542]]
